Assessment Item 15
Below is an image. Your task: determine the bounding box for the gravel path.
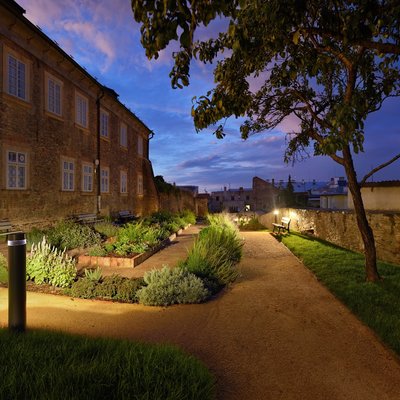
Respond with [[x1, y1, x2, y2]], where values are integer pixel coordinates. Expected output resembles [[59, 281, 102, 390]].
[[1, 230, 400, 399]]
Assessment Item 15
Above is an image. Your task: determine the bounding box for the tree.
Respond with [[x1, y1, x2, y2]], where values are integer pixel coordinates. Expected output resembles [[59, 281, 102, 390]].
[[131, 0, 400, 281], [283, 175, 296, 207]]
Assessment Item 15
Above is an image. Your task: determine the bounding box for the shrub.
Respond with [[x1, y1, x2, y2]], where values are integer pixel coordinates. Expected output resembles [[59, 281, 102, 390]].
[[137, 266, 209, 306], [27, 237, 77, 287], [180, 209, 196, 225], [27, 227, 46, 248], [66, 277, 98, 299], [84, 267, 103, 282], [66, 275, 144, 302], [0, 253, 7, 284], [110, 222, 164, 256], [96, 274, 126, 299], [238, 217, 266, 231], [93, 221, 119, 238], [207, 212, 238, 232], [88, 245, 107, 257], [46, 220, 101, 250], [183, 225, 242, 285]]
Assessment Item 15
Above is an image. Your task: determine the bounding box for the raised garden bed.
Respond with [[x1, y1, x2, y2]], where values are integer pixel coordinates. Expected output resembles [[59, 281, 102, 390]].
[[77, 229, 185, 268]]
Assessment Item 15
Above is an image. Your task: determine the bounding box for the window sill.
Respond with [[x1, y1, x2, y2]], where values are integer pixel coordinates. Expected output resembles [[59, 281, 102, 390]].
[[45, 111, 64, 122]]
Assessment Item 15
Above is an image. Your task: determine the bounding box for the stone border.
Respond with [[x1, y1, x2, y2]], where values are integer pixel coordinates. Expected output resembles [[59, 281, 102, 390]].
[[77, 226, 188, 269]]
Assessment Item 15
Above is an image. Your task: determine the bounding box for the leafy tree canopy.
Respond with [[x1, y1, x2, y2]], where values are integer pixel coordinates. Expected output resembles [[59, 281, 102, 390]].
[[132, 0, 400, 166]]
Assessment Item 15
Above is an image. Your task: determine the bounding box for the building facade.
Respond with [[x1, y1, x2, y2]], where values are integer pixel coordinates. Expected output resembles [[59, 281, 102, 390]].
[[0, 0, 158, 226]]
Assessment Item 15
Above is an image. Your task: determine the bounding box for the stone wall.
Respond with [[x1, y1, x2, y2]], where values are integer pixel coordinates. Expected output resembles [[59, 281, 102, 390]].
[[159, 189, 196, 214], [259, 208, 400, 265]]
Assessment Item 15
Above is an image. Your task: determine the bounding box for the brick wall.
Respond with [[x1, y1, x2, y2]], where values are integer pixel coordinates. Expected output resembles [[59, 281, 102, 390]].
[[159, 189, 196, 214], [259, 208, 400, 265]]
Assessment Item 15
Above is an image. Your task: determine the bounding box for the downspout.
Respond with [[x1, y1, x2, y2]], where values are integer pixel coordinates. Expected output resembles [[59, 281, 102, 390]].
[[147, 130, 154, 160], [96, 89, 104, 215]]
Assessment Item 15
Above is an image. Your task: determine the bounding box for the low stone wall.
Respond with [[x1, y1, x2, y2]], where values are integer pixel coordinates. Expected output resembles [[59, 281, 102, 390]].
[[259, 208, 400, 265]]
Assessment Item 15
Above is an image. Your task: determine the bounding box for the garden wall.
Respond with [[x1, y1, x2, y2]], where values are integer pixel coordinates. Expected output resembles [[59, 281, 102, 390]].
[[159, 190, 196, 214], [259, 208, 400, 265]]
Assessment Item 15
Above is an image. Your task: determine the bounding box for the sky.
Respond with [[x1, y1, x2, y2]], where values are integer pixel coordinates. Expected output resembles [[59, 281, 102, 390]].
[[19, 0, 400, 192]]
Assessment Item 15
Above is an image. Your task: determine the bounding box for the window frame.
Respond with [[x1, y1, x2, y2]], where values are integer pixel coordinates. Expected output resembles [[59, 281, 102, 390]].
[[137, 174, 143, 195], [120, 122, 128, 148], [137, 135, 144, 157], [120, 170, 128, 194], [61, 158, 75, 192], [75, 92, 89, 128], [5, 51, 29, 102], [46, 72, 63, 116], [6, 150, 28, 190], [100, 167, 110, 194], [82, 162, 94, 192], [100, 108, 109, 139]]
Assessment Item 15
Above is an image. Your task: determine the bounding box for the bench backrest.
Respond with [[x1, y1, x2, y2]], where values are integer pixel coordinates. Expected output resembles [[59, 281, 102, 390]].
[[0, 219, 12, 232], [281, 217, 291, 227]]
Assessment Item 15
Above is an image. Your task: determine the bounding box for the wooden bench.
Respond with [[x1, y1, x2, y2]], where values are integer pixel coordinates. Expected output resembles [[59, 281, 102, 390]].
[[71, 213, 103, 225], [272, 217, 291, 233], [0, 219, 12, 233], [117, 210, 136, 224]]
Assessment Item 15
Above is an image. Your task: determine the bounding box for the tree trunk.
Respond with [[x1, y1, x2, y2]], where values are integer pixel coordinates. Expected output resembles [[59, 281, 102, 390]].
[[342, 145, 381, 281]]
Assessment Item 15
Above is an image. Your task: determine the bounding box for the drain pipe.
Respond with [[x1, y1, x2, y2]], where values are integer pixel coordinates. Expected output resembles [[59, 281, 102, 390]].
[[96, 89, 104, 215]]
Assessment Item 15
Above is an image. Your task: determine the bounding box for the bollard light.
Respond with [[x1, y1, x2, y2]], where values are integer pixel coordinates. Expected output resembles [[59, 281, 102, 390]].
[[8, 232, 26, 333]]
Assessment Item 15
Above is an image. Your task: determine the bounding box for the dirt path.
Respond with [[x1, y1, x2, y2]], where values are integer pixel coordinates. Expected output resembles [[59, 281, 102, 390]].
[[1, 231, 400, 399]]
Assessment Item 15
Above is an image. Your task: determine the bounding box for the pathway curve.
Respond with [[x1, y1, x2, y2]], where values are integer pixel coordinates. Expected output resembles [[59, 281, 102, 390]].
[[1, 231, 400, 399]]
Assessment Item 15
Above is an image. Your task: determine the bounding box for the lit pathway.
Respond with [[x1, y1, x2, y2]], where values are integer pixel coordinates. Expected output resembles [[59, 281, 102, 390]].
[[1, 231, 400, 400]]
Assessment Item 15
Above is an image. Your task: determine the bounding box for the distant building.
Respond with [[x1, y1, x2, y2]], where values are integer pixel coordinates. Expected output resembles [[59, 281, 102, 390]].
[[348, 181, 400, 211], [314, 177, 348, 209], [209, 177, 280, 212]]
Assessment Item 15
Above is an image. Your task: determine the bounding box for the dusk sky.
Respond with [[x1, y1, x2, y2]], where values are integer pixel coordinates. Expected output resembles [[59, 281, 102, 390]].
[[19, 0, 399, 192]]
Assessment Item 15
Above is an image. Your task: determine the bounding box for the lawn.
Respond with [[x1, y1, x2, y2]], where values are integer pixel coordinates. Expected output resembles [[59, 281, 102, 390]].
[[280, 233, 400, 355], [0, 328, 215, 400]]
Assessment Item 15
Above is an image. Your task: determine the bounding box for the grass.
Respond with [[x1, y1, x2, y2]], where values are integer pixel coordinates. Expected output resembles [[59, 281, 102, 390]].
[[280, 233, 400, 355], [0, 328, 215, 400], [0, 253, 7, 283]]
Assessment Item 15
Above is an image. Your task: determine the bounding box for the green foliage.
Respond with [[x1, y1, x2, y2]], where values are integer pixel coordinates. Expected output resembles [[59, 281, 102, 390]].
[[207, 213, 237, 232], [0, 253, 7, 284], [27, 227, 46, 248], [47, 220, 101, 250], [84, 267, 103, 282], [27, 237, 77, 288], [93, 221, 120, 238], [180, 209, 196, 225], [88, 245, 107, 257], [66, 276, 98, 299], [0, 329, 215, 400], [182, 225, 242, 285], [66, 275, 144, 303], [137, 266, 209, 306], [281, 233, 400, 355], [154, 175, 180, 194], [238, 217, 266, 231], [110, 221, 165, 256]]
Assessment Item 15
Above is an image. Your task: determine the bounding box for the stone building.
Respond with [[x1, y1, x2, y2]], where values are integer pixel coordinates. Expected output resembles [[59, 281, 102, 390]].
[[0, 0, 158, 227], [209, 177, 280, 213]]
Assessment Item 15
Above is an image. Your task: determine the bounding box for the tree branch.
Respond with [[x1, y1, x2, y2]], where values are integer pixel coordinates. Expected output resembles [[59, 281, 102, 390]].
[[360, 153, 400, 186]]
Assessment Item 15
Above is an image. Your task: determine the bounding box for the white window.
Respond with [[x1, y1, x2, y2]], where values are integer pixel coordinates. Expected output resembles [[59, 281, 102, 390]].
[[137, 174, 143, 195], [120, 171, 127, 194], [62, 159, 74, 191], [7, 54, 27, 100], [101, 167, 109, 193], [120, 123, 127, 147], [75, 93, 88, 127], [7, 151, 27, 189], [138, 136, 144, 156], [82, 163, 93, 192], [47, 74, 62, 115], [100, 109, 109, 138]]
